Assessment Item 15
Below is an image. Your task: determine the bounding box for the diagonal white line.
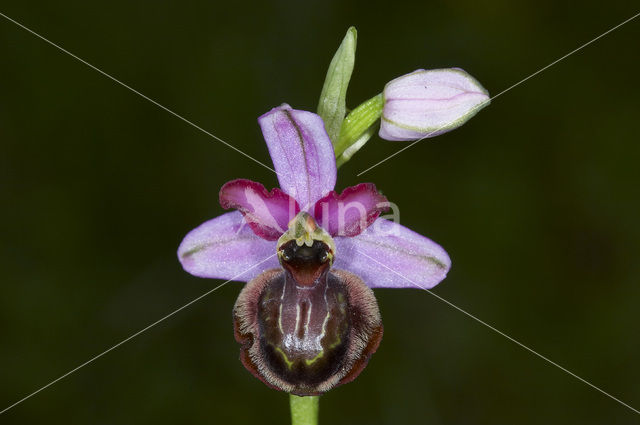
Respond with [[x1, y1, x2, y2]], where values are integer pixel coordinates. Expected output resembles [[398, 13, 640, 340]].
[[0, 11, 277, 175], [357, 11, 640, 177], [356, 249, 640, 415], [0, 254, 277, 416]]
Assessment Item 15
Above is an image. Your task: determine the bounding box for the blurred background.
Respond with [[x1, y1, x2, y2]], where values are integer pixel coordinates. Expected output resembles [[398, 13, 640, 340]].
[[1, 1, 639, 424]]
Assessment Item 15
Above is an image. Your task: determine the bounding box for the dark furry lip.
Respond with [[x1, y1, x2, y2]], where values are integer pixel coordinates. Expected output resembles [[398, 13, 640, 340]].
[[233, 267, 382, 396]]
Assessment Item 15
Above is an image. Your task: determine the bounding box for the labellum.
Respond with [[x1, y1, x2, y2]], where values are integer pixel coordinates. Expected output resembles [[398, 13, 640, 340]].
[[233, 212, 383, 395]]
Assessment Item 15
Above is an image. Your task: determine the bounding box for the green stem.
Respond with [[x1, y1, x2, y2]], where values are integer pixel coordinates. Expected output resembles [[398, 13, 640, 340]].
[[335, 121, 378, 168], [289, 394, 319, 425], [334, 93, 383, 163]]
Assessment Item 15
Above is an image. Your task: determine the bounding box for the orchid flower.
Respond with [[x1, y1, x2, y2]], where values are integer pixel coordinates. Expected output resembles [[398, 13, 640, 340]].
[[178, 103, 450, 290], [177, 103, 451, 395]]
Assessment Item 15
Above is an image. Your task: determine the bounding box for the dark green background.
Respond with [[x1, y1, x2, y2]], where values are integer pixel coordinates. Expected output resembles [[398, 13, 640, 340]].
[[1, 1, 639, 424]]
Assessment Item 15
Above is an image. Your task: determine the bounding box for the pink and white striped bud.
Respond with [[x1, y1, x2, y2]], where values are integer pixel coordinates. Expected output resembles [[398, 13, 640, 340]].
[[379, 68, 489, 141]]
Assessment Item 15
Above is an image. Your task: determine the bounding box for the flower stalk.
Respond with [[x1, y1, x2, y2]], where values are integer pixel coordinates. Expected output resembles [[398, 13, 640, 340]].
[[290, 395, 319, 425], [334, 93, 383, 166]]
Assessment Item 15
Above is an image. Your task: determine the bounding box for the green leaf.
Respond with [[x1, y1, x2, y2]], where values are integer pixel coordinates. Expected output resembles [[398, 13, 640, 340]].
[[317, 27, 357, 145]]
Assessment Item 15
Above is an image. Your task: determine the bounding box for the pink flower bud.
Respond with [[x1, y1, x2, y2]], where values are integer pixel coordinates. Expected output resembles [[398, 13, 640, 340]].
[[380, 68, 489, 141]]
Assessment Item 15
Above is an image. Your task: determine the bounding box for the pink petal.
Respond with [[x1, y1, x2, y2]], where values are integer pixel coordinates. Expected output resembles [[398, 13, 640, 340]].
[[219, 179, 300, 241], [178, 211, 280, 281], [334, 218, 451, 289], [258, 104, 337, 208], [313, 183, 389, 237]]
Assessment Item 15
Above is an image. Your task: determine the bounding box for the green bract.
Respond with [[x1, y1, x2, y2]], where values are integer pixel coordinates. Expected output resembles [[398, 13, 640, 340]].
[[317, 27, 357, 145]]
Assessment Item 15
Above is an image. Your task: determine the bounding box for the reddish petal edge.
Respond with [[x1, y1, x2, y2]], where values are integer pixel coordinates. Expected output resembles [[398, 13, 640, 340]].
[[313, 183, 389, 237], [220, 179, 300, 241]]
